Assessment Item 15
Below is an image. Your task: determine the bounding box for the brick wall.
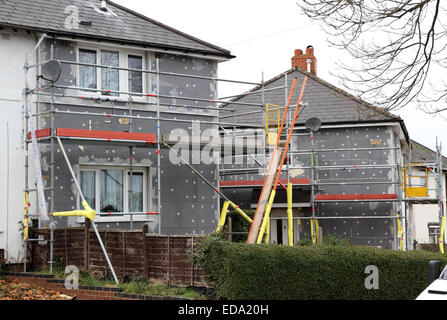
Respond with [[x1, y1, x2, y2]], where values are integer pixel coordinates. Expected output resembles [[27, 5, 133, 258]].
[[33, 227, 206, 286]]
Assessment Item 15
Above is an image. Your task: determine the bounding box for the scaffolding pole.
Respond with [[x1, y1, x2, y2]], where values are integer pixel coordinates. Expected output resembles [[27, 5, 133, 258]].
[[156, 59, 162, 235], [56, 137, 119, 284]]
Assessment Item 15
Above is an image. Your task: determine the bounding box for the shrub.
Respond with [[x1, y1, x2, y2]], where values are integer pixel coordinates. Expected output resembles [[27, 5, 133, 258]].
[[194, 235, 447, 300]]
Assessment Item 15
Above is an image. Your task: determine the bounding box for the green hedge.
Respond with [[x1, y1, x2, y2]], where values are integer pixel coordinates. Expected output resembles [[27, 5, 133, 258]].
[[193, 235, 447, 300]]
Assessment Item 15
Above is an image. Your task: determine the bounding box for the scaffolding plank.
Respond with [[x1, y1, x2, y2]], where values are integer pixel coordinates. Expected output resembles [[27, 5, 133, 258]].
[[29, 128, 157, 144], [315, 194, 398, 201], [220, 178, 310, 188], [56, 128, 156, 143]]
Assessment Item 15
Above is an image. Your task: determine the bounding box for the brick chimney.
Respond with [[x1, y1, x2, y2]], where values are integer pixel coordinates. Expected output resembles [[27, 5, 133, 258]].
[[291, 45, 317, 75]]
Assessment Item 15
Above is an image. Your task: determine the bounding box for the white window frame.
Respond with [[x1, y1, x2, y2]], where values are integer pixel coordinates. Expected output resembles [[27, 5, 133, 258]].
[[76, 43, 148, 101], [77, 165, 150, 223]]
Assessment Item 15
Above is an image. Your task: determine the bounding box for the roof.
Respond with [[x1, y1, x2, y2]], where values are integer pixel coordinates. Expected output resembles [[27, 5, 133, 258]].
[[0, 0, 233, 58], [410, 140, 447, 168], [221, 67, 409, 140]]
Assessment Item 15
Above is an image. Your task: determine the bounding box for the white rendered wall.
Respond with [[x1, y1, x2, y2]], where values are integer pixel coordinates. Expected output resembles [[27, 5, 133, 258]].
[[0, 28, 38, 263], [410, 166, 447, 244]]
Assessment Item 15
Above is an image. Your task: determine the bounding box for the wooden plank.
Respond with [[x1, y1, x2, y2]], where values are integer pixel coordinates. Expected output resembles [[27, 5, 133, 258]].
[[246, 147, 282, 243]]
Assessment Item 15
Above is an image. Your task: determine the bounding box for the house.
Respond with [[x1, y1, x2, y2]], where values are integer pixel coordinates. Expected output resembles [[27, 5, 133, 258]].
[[406, 140, 447, 247], [0, 0, 234, 263], [220, 46, 446, 249]]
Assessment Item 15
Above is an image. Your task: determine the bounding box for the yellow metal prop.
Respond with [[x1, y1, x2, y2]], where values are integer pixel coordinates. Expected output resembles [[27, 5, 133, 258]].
[[53, 200, 96, 221], [217, 201, 230, 233], [310, 218, 319, 244], [23, 192, 30, 241], [440, 216, 445, 254], [257, 190, 276, 244], [396, 214, 404, 251], [216, 201, 252, 233]]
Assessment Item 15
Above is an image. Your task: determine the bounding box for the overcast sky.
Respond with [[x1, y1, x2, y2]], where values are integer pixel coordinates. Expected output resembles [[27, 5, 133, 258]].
[[115, 0, 446, 155]]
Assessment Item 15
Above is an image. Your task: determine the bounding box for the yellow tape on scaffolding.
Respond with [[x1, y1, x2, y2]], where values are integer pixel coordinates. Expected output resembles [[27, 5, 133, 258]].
[[440, 216, 445, 254], [53, 200, 96, 221], [396, 214, 404, 251], [310, 218, 319, 244], [287, 183, 293, 246], [23, 192, 30, 241], [217, 201, 230, 233]]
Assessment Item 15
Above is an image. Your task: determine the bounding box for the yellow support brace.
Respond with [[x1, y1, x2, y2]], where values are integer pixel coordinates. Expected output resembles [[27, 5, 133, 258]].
[[264, 216, 270, 244], [287, 183, 293, 246], [228, 201, 253, 224], [23, 192, 30, 241], [53, 200, 96, 221], [440, 217, 445, 254], [257, 190, 276, 244], [217, 201, 230, 233], [310, 219, 316, 244]]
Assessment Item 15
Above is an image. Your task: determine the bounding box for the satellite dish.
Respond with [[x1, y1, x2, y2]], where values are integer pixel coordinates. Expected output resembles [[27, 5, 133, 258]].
[[41, 59, 62, 82], [305, 117, 322, 132]]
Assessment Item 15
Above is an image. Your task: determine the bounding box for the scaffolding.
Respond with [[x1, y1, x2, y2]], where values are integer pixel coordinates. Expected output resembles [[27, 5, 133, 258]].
[[20, 34, 446, 281], [21, 33, 288, 277], [218, 73, 446, 252]]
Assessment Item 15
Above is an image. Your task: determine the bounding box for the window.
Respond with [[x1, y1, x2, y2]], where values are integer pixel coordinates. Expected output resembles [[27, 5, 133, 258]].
[[428, 223, 440, 244], [78, 167, 148, 221], [100, 169, 123, 212], [128, 55, 143, 94], [79, 49, 97, 89], [101, 50, 120, 96], [128, 172, 144, 212], [78, 46, 146, 98], [80, 170, 96, 207]]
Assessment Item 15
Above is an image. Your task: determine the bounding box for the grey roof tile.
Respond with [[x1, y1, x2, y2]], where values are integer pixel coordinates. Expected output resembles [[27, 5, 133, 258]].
[[0, 0, 232, 57], [221, 68, 405, 129], [410, 140, 447, 165]]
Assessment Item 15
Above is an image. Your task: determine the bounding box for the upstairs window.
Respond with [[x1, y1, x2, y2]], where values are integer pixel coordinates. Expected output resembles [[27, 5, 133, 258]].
[[128, 55, 143, 94], [78, 46, 146, 98], [79, 49, 97, 89], [101, 50, 120, 96]]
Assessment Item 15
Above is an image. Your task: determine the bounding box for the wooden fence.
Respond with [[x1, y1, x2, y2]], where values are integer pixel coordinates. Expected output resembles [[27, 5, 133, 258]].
[[33, 225, 206, 286]]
